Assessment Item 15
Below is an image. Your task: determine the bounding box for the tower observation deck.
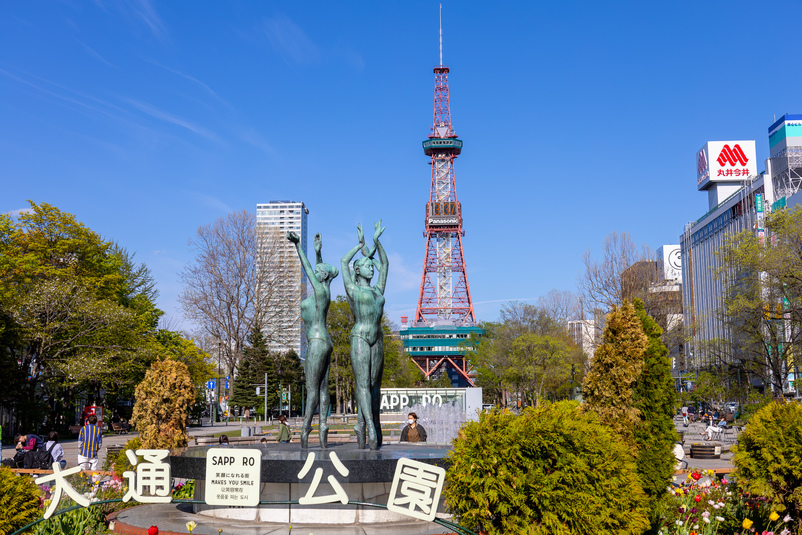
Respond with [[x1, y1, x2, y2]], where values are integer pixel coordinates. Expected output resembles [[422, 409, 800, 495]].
[[401, 33, 482, 387]]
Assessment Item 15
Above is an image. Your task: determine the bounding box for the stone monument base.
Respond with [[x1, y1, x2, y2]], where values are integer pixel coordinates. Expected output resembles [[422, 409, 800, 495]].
[[170, 442, 452, 526]]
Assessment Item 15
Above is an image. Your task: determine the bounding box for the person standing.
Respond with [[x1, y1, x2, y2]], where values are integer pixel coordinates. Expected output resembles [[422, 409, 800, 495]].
[[276, 415, 291, 443], [78, 414, 103, 471], [400, 412, 427, 443]]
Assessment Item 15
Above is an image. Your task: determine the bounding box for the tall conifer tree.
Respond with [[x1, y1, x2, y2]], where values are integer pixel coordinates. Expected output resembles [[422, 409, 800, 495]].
[[632, 299, 677, 502], [582, 301, 647, 446]]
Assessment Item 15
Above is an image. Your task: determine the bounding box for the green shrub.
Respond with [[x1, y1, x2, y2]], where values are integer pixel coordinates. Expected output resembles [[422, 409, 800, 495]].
[[132, 359, 194, 449], [108, 436, 143, 476], [732, 400, 802, 533], [444, 402, 649, 535], [0, 466, 42, 535]]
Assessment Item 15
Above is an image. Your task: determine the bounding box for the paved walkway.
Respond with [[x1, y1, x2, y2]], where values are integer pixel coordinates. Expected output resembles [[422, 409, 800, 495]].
[[109, 505, 457, 535], [1, 419, 264, 469], [672, 417, 737, 484]]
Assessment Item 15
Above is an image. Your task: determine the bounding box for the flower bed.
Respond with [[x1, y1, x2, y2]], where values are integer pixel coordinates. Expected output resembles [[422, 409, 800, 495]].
[[656, 469, 795, 535]]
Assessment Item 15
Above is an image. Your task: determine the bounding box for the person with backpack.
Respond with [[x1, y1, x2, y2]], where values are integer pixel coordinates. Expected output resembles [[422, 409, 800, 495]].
[[78, 414, 103, 471], [45, 431, 66, 469]]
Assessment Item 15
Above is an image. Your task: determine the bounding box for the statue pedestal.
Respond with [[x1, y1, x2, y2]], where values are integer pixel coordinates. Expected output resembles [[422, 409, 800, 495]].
[[169, 442, 451, 525]]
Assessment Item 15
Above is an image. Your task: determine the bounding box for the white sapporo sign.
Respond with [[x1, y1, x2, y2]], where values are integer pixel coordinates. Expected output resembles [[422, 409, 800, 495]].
[[204, 448, 262, 506]]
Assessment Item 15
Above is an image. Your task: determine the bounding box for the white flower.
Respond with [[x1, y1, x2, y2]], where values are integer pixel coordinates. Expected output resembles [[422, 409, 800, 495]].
[[716, 516, 725, 522], [713, 503, 720, 509], [703, 517, 711, 524], [708, 500, 715, 506], [675, 520, 683, 526], [702, 511, 710, 519], [784, 515, 792, 523]]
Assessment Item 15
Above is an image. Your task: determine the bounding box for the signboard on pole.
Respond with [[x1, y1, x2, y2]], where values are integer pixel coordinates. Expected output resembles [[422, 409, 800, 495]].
[[696, 140, 757, 190], [204, 449, 262, 506]]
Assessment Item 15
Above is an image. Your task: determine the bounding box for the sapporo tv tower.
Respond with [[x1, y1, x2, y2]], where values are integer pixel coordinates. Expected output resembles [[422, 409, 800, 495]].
[[400, 9, 482, 388]]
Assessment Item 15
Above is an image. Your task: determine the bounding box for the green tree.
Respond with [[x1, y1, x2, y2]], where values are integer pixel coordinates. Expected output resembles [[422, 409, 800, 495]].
[[274, 349, 304, 413], [230, 326, 278, 415], [0, 202, 164, 431], [328, 296, 355, 413], [381, 322, 423, 388], [131, 359, 195, 449], [582, 301, 647, 446], [471, 301, 585, 407], [716, 206, 802, 393], [632, 299, 677, 506]]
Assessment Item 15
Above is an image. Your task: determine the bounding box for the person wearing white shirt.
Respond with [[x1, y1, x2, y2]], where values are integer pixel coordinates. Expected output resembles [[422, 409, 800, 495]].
[[45, 431, 67, 469]]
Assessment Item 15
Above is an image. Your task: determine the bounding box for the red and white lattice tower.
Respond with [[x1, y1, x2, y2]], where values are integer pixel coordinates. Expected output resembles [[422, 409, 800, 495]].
[[414, 34, 476, 327]]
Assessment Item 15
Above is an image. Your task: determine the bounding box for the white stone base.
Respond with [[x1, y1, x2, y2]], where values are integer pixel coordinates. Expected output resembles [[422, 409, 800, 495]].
[[192, 480, 448, 524]]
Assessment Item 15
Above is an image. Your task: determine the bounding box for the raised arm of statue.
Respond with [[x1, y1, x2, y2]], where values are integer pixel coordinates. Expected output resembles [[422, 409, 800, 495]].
[[314, 233, 323, 265], [341, 225, 365, 292], [373, 221, 388, 294], [288, 231, 323, 293]]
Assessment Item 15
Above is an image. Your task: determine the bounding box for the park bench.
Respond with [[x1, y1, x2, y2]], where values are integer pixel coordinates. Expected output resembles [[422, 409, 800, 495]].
[[110, 422, 129, 434]]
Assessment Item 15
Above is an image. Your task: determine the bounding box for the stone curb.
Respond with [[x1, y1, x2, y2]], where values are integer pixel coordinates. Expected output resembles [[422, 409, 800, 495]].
[[107, 509, 189, 535]]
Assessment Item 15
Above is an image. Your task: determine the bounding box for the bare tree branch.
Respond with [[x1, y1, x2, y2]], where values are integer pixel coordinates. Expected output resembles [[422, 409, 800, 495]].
[[179, 210, 298, 374]]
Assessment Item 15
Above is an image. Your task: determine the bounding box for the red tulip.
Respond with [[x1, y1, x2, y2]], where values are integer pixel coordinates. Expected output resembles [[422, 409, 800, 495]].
[[148, 526, 159, 535], [694, 495, 701, 503], [691, 472, 702, 481]]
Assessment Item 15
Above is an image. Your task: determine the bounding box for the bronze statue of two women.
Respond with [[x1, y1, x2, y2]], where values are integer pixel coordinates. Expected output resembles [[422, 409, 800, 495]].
[[288, 222, 388, 450]]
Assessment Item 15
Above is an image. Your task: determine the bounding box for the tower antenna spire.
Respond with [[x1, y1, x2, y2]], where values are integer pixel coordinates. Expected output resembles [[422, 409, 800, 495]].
[[439, 3, 443, 66]]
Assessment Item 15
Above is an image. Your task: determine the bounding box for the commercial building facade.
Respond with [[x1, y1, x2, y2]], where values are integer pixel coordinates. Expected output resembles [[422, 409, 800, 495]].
[[255, 200, 309, 357], [681, 115, 802, 393]]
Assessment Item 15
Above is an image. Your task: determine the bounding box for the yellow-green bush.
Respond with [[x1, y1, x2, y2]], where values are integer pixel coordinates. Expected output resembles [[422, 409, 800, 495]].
[[0, 466, 42, 535], [733, 400, 802, 533], [106, 436, 143, 476], [444, 401, 649, 535], [132, 359, 194, 449]]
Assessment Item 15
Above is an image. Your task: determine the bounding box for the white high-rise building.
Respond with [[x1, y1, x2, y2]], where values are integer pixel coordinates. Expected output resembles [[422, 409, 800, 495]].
[[256, 200, 309, 357]]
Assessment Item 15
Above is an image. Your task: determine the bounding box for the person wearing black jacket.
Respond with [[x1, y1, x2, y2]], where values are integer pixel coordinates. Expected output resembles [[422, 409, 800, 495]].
[[400, 412, 427, 442]]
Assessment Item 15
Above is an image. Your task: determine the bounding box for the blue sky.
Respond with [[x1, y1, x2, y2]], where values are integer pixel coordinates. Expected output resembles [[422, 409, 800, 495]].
[[2, 1, 801, 329]]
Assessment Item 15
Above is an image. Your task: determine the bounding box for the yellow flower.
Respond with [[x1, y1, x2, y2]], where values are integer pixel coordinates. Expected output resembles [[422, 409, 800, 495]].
[[186, 521, 197, 533], [769, 511, 780, 521], [742, 518, 753, 529]]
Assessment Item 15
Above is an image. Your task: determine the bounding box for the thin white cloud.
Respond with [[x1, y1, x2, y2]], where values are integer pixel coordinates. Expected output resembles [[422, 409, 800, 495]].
[[239, 128, 278, 157], [191, 193, 233, 213], [263, 14, 320, 65], [124, 98, 221, 142], [75, 40, 116, 68], [6, 208, 31, 217], [0, 68, 155, 136], [472, 297, 538, 305], [144, 60, 228, 105], [128, 0, 168, 41]]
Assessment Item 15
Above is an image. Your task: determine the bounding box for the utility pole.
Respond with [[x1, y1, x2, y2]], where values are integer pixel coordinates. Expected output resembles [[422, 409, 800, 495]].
[[571, 364, 576, 400]]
